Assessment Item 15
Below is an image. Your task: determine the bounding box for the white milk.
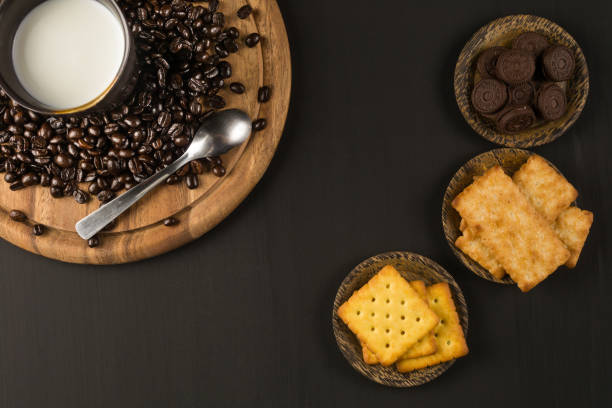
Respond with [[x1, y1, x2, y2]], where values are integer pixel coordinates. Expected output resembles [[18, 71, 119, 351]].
[[12, 0, 125, 110]]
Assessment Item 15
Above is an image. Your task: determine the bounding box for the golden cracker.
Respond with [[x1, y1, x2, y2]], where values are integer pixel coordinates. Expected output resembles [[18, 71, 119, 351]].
[[396, 282, 468, 372], [452, 166, 570, 292], [456, 222, 506, 279], [554, 206, 594, 268], [338, 266, 439, 366], [360, 280, 437, 364], [513, 155, 578, 223]]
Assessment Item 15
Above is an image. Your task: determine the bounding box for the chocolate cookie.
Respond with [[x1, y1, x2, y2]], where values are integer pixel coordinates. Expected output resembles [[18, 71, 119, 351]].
[[542, 45, 575, 81], [496, 105, 536, 133], [471, 79, 508, 114], [512, 32, 550, 57], [508, 82, 536, 106], [536, 83, 567, 120], [495, 49, 536, 85], [476, 46, 507, 78]]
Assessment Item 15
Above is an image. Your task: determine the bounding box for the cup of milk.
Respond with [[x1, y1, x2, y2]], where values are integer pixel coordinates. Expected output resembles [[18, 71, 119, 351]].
[[0, 0, 138, 115]]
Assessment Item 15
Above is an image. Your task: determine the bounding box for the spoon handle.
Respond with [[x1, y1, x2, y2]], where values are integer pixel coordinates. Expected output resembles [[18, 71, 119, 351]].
[[75, 152, 191, 240]]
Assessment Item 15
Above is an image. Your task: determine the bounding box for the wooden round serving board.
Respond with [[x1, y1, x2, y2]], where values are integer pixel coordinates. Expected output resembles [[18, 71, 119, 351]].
[[441, 148, 574, 284], [332, 252, 469, 387], [0, 0, 291, 264], [454, 14, 589, 148]]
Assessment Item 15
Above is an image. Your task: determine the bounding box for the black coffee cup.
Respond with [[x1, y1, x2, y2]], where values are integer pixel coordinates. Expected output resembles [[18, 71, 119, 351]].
[[0, 0, 138, 115]]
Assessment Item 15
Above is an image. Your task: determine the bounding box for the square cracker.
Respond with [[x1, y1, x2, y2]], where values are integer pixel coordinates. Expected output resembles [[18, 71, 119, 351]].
[[361, 281, 437, 364], [338, 265, 439, 366], [513, 155, 578, 223], [396, 282, 469, 372], [456, 222, 506, 279], [554, 206, 594, 268], [452, 166, 570, 292]]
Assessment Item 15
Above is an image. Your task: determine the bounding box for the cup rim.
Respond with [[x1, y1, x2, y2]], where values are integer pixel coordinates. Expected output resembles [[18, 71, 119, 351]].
[[0, 0, 132, 116]]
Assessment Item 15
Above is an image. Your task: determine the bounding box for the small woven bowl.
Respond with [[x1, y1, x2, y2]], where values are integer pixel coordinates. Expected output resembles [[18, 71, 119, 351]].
[[441, 148, 575, 284], [454, 14, 589, 147], [332, 251, 468, 387]]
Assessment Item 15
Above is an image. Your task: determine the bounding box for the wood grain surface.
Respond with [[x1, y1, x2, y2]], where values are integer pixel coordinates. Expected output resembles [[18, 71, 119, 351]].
[[454, 14, 589, 147], [0, 0, 291, 264], [332, 252, 468, 387]]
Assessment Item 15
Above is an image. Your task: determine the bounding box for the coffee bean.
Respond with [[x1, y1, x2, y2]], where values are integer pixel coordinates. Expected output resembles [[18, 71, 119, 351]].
[[97, 190, 115, 203], [163, 217, 179, 226], [185, 174, 199, 189], [229, 82, 245, 94], [32, 224, 45, 236], [212, 165, 226, 177], [245, 33, 261, 47], [258, 86, 272, 103], [54, 153, 73, 168], [73, 189, 89, 204], [10, 181, 24, 191], [21, 172, 38, 186], [4, 172, 17, 183], [237, 5, 253, 19], [87, 236, 100, 248], [252, 118, 267, 131], [9, 209, 26, 222]]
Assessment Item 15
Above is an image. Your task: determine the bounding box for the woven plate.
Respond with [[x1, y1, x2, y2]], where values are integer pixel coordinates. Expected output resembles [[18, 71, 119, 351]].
[[442, 148, 575, 284], [332, 251, 469, 387], [454, 14, 589, 147]]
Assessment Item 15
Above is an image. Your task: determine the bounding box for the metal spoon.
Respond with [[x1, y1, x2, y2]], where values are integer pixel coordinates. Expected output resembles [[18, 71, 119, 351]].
[[75, 109, 251, 240]]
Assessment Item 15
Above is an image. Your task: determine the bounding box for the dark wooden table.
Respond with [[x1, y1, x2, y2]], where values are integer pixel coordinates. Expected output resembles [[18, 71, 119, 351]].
[[1, 0, 610, 406]]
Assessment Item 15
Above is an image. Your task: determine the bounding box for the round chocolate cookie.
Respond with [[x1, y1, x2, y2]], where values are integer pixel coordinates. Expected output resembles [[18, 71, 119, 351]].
[[536, 83, 567, 120], [542, 45, 575, 81], [496, 105, 536, 133], [471, 78, 508, 114], [476, 46, 507, 78], [512, 32, 550, 57], [495, 49, 536, 85], [508, 82, 536, 106]]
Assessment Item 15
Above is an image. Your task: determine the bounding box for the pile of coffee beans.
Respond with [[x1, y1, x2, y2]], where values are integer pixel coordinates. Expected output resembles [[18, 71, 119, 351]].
[[0, 0, 270, 213], [472, 31, 575, 133]]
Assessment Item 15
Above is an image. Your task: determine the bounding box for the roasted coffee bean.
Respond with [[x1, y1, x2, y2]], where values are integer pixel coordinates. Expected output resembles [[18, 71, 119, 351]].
[[245, 33, 261, 47], [217, 61, 232, 78], [67, 127, 84, 141], [9, 209, 27, 222], [87, 236, 100, 248], [212, 165, 226, 177], [166, 174, 180, 184], [163, 217, 179, 226], [4, 172, 17, 183], [10, 181, 24, 191], [229, 82, 245, 94], [88, 182, 102, 195], [97, 190, 115, 203], [32, 224, 45, 236], [54, 153, 73, 168], [185, 174, 199, 189], [206, 95, 226, 109], [21, 172, 38, 186], [73, 189, 89, 204], [191, 160, 205, 174], [173, 136, 190, 147], [237, 5, 253, 19], [258, 86, 271, 103], [252, 118, 267, 131], [38, 122, 53, 139], [40, 173, 50, 187]]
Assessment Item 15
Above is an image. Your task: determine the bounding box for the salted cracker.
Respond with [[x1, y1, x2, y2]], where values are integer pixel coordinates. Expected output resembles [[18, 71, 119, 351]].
[[452, 166, 570, 292], [338, 265, 439, 366], [513, 155, 578, 223], [554, 206, 594, 268], [456, 223, 506, 279], [396, 282, 468, 372]]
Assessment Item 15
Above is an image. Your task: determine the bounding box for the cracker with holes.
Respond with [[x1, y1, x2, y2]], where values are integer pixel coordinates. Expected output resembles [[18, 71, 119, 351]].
[[452, 166, 570, 291], [360, 280, 437, 364], [554, 206, 594, 268], [513, 155, 578, 223], [338, 265, 439, 366], [396, 282, 468, 373]]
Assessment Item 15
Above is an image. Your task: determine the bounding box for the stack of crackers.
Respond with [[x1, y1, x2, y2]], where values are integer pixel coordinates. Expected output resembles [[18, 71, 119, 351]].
[[338, 265, 468, 372], [453, 155, 593, 292]]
